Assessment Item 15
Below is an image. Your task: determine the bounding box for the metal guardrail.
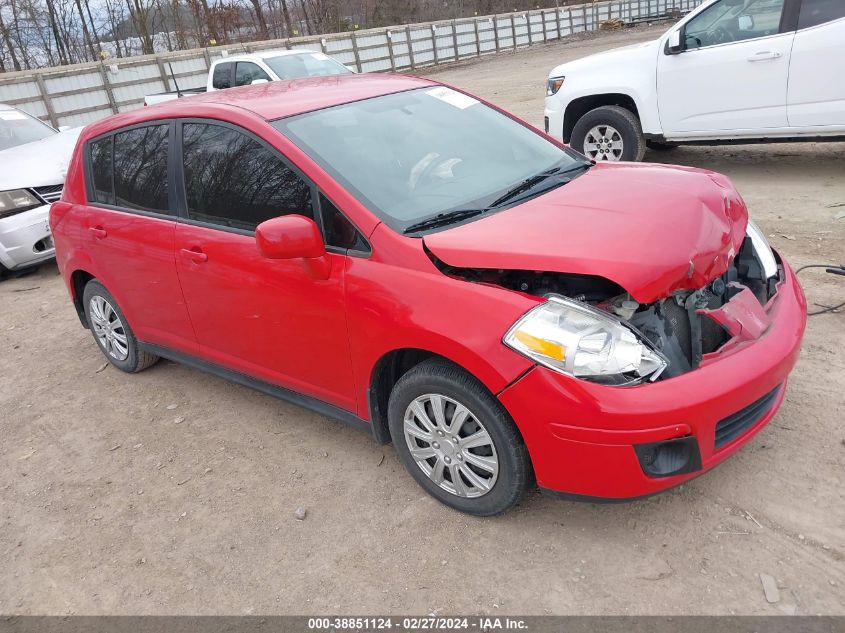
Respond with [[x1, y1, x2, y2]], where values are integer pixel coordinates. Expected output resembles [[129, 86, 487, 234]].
[[0, 0, 701, 128]]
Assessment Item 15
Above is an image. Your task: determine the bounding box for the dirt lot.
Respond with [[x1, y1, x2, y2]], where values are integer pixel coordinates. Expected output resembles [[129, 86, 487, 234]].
[[1, 25, 843, 616]]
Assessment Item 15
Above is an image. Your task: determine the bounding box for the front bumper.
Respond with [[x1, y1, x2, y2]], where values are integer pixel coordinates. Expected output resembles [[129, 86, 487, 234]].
[[0, 204, 55, 270], [498, 262, 807, 499], [544, 95, 565, 140]]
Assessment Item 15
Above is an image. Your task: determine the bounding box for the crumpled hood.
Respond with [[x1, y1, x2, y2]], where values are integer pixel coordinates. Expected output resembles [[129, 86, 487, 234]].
[[0, 127, 82, 190], [423, 163, 748, 304]]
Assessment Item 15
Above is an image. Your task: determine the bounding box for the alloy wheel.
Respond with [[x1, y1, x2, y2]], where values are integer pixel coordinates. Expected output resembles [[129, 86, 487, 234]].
[[89, 295, 129, 361], [403, 393, 499, 498], [583, 124, 624, 161]]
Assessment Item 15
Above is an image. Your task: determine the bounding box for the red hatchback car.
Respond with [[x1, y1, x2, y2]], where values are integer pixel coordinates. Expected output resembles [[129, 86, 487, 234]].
[[51, 74, 806, 515]]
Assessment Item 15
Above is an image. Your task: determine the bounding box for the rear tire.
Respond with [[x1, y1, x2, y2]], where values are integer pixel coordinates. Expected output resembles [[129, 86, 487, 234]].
[[388, 359, 532, 516], [570, 105, 646, 162], [82, 279, 159, 373]]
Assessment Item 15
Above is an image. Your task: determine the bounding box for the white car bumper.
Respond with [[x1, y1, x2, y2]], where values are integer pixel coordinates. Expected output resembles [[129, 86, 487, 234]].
[[544, 95, 566, 140], [0, 203, 55, 271]]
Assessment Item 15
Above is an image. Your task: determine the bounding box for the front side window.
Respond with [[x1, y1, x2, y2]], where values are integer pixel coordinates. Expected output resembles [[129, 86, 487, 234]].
[[89, 136, 114, 205], [274, 87, 582, 234], [113, 124, 170, 213], [181, 122, 312, 232], [235, 62, 271, 87], [320, 194, 368, 252], [212, 62, 233, 89], [263, 53, 352, 80], [685, 0, 786, 49], [798, 0, 845, 29]]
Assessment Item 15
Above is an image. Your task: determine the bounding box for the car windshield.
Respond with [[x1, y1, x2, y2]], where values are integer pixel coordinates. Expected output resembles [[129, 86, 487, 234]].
[[0, 108, 56, 151], [273, 87, 586, 233], [263, 52, 352, 80]]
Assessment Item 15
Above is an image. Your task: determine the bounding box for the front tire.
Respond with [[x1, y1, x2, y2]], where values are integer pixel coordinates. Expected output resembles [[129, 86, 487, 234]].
[[388, 359, 532, 516], [82, 279, 159, 373], [570, 105, 646, 162]]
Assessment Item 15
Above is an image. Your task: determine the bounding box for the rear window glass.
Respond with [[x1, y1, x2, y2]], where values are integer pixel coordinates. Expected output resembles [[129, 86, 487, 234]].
[[113, 125, 170, 214], [798, 0, 845, 28], [212, 62, 233, 89], [89, 137, 114, 205]]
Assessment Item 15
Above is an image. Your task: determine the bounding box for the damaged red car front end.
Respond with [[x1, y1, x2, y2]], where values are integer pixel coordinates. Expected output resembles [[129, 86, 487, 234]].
[[424, 162, 807, 499]]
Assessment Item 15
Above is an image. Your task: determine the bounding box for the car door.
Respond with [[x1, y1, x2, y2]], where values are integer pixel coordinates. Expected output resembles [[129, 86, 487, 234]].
[[656, 0, 794, 136], [786, 0, 845, 127], [83, 123, 197, 354], [173, 119, 357, 411]]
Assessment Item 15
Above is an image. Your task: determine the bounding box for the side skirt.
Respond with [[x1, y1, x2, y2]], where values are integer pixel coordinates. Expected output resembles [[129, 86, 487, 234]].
[[139, 342, 375, 439]]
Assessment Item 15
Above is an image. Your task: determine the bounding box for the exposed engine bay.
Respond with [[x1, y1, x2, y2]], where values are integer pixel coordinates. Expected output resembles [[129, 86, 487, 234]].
[[431, 235, 783, 382]]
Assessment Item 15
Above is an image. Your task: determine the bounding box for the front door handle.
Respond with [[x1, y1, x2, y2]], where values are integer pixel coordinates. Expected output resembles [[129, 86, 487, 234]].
[[89, 227, 107, 239], [748, 51, 782, 62], [180, 247, 208, 263]]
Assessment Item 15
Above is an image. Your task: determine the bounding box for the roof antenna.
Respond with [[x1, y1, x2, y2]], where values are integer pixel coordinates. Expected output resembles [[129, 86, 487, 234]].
[[167, 62, 183, 98]]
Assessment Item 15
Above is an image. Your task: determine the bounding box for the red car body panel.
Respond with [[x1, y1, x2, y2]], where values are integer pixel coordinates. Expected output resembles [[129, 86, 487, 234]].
[[423, 162, 748, 304], [50, 74, 807, 501]]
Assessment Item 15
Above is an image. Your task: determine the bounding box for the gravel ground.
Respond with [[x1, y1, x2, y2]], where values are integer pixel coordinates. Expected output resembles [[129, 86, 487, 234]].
[[1, 25, 843, 616]]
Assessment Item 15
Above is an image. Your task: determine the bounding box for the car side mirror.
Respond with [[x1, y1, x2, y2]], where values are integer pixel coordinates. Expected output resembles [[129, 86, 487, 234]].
[[251, 78, 269, 85], [665, 29, 683, 55], [737, 14, 754, 31], [256, 215, 331, 279]]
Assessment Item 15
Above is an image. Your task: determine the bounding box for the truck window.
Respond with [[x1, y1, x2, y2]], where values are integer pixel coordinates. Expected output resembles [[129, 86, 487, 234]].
[[181, 122, 313, 231], [212, 62, 233, 89], [685, 0, 786, 49], [89, 136, 115, 205], [113, 125, 170, 214], [798, 0, 845, 28], [235, 62, 271, 87]]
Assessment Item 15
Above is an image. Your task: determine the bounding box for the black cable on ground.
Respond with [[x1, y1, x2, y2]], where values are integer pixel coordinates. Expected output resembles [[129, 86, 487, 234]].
[[794, 264, 845, 316]]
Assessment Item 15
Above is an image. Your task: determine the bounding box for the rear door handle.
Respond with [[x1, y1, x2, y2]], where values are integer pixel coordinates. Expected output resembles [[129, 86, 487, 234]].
[[748, 51, 782, 62], [89, 227, 107, 239], [180, 247, 208, 263]]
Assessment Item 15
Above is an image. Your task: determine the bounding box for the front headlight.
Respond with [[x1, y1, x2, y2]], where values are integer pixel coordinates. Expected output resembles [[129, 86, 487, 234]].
[[504, 296, 667, 386], [745, 219, 778, 279], [546, 76, 565, 96], [0, 189, 42, 219]]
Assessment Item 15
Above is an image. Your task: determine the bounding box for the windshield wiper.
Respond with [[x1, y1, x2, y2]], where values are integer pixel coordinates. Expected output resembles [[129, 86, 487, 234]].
[[403, 208, 485, 234], [488, 161, 591, 209]]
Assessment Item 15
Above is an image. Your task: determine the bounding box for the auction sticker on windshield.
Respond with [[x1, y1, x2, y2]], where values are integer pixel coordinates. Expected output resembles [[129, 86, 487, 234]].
[[425, 86, 479, 109]]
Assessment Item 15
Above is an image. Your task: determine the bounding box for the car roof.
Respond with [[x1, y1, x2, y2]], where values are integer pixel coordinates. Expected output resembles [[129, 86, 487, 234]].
[[222, 49, 321, 62], [162, 73, 435, 120]]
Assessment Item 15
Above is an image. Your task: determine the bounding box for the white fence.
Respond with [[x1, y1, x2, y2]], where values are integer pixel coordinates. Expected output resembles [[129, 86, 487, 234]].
[[0, 0, 702, 128]]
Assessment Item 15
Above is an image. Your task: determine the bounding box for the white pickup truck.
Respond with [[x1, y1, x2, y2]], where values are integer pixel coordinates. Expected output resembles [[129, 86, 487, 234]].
[[544, 0, 845, 161], [144, 49, 352, 106]]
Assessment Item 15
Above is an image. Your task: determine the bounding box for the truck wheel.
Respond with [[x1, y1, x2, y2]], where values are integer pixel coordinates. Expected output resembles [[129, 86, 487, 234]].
[[387, 359, 532, 516], [647, 140, 679, 152], [571, 105, 646, 162], [82, 279, 159, 373]]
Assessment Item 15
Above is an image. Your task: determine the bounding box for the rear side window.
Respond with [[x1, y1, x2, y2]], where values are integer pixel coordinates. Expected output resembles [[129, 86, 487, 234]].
[[798, 0, 845, 28], [89, 137, 114, 205], [235, 62, 271, 87], [212, 62, 233, 89], [181, 122, 313, 231], [113, 125, 170, 213]]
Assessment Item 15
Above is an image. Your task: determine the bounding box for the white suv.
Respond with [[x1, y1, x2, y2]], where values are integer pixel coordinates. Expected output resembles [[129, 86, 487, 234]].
[[544, 0, 845, 161], [0, 104, 80, 276]]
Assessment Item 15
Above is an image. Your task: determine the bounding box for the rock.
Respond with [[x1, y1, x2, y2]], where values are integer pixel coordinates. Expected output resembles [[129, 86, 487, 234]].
[[174, 417, 185, 424], [166, 404, 178, 410], [760, 573, 780, 603], [637, 558, 673, 581], [294, 507, 307, 521]]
